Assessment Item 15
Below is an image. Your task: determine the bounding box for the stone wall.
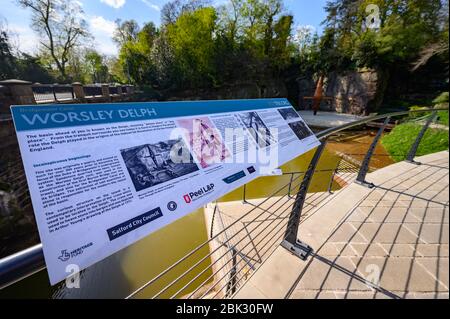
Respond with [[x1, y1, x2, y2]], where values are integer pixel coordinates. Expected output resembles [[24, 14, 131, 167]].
[[325, 68, 386, 115], [0, 80, 136, 117], [162, 79, 288, 102]]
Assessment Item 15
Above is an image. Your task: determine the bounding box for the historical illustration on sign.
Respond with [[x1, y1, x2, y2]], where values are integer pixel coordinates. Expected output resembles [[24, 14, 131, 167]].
[[288, 120, 314, 140], [177, 117, 231, 169], [238, 112, 274, 148], [121, 139, 199, 192], [278, 108, 300, 121]]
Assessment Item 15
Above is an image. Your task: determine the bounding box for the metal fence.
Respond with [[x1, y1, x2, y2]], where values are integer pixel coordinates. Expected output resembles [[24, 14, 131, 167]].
[[109, 86, 119, 95], [32, 84, 74, 104], [83, 85, 103, 98], [0, 107, 447, 297]]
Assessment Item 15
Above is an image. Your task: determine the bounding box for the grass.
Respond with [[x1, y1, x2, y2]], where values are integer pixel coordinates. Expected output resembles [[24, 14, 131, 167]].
[[437, 110, 449, 126], [381, 122, 449, 162]]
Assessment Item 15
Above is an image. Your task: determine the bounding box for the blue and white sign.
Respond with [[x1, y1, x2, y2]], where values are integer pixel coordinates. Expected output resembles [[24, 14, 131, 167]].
[[10, 98, 320, 285]]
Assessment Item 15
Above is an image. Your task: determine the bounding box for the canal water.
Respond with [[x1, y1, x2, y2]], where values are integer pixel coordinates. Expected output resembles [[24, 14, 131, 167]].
[[0, 129, 393, 299]]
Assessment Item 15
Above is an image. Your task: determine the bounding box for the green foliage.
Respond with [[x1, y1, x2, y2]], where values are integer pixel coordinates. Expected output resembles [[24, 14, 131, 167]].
[[0, 27, 17, 80], [167, 7, 217, 87], [433, 92, 449, 105], [0, 24, 55, 82], [321, 0, 447, 71], [381, 122, 449, 162], [4, 0, 448, 95], [115, 0, 296, 89], [408, 105, 431, 120]]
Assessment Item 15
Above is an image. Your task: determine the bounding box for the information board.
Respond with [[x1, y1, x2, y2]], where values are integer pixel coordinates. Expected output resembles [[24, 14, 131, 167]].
[[11, 99, 320, 284]]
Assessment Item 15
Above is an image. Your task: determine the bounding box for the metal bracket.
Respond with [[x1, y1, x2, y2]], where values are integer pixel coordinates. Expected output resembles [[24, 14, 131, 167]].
[[406, 111, 437, 163], [355, 180, 375, 189], [406, 160, 422, 166], [356, 117, 390, 188], [281, 239, 313, 261]]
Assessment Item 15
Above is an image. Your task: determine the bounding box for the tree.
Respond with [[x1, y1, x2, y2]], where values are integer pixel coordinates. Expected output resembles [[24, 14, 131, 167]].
[[113, 19, 140, 46], [0, 20, 17, 79], [115, 22, 159, 85], [85, 50, 110, 83], [167, 7, 218, 87], [161, 0, 211, 25], [1, 18, 55, 82], [294, 25, 315, 55], [17, 0, 89, 81]]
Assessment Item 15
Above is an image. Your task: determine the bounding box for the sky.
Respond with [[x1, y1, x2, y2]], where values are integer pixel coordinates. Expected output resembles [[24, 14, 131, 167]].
[[0, 0, 328, 56]]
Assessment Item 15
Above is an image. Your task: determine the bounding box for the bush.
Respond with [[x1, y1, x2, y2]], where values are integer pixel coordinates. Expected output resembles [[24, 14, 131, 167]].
[[433, 92, 449, 105], [408, 105, 430, 120]]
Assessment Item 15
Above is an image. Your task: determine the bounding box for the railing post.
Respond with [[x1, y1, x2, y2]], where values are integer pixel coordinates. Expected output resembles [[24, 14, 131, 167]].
[[52, 84, 58, 102], [225, 248, 238, 297], [327, 157, 343, 193], [281, 139, 328, 260], [287, 173, 294, 198], [242, 184, 248, 204], [406, 111, 438, 165], [0, 79, 36, 105], [72, 82, 85, 102], [355, 117, 391, 188], [117, 86, 123, 101], [101, 84, 111, 102]]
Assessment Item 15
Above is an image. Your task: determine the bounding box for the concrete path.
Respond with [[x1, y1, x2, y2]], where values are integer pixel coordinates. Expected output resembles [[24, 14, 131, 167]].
[[298, 111, 367, 128], [234, 151, 449, 299]]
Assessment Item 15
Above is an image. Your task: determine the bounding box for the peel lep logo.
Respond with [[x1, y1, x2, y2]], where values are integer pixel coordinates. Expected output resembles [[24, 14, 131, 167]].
[[184, 183, 215, 204], [183, 195, 192, 204]]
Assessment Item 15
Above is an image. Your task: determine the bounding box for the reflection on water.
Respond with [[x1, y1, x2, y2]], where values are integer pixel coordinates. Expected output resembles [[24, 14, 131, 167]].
[[0, 129, 392, 299]]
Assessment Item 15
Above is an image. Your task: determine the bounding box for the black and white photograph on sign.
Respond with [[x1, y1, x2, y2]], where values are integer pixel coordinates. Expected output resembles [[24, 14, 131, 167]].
[[278, 108, 300, 121], [289, 120, 314, 140], [121, 139, 199, 192], [238, 112, 274, 148]]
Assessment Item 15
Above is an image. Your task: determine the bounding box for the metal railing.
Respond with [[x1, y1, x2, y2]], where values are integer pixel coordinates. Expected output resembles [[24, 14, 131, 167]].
[[0, 107, 448, 297], [109, 86, 119, 95], [83, 85, 103, 98], [32, 84, 75, 104]]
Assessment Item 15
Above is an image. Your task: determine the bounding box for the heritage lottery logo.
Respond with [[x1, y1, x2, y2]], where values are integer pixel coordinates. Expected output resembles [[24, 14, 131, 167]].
[[58, 242, 93, 262], [184, 184, 215, 204]]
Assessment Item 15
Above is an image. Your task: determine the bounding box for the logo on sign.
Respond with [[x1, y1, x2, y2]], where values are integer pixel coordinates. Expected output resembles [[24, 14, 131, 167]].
[[167, 201, 178, 211], [58, 250, 70, 262], [57, 243, 93, 262], [183, 184, 215, 204]]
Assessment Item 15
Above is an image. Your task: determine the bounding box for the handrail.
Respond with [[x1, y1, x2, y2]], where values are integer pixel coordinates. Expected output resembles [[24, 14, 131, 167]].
[[0, 107, 447, 294], [0, 244, 45, 290], [317, 109, 430, 140]]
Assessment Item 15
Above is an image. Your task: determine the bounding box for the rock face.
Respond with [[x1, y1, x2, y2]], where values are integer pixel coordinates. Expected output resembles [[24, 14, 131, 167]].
[[325, 68, 386, 115], [161, 79, 288, 102]]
